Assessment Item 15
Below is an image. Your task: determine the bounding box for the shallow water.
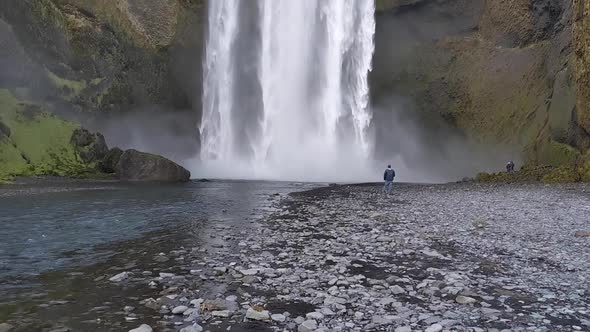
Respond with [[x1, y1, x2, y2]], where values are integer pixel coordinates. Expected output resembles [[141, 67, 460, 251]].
[[0, 180, 314, 286]]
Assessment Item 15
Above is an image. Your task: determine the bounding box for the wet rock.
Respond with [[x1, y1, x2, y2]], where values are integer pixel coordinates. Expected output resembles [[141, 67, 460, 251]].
[[241, 275, 260, 284], [394, 327, 412, 332], [179, 324, 203, 332], [141, 298, 159, 310], [129, 324, 152, 332], [298, 320, 318, 332], [239, 268, 258, 276], [115, 149, 190, 182], [0, 324, 14, 332], [245, 307, 270, 321], [109, 272, 129, 282], [211, 310, 230, 317], [172, 305, 189, 314], [71, 128, 108, 164], [153, 253, 170, 262], [391, 285, 405, 294], [271, 313, 287, 322], [455, 295, 477, 305], [201, 299, 227, 311], [425, 324, 443, 332], [99, 147, 123, 173], [306, 312, 324, 320], [48, 328, 70, 332]]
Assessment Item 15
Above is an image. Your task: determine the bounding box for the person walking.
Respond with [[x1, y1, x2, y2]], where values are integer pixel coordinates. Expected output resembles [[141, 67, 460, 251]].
[[383, 165, 395, 194]]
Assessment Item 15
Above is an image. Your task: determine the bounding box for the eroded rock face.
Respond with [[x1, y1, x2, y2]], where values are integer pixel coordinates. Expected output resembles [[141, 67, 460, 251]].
[[372, 0, 589, 167], [71, 128, 108, 164], [574, 0, 590, 134], [115, 0, 180, 48], [99, 147, 123, 173], [0, 120, 10, 138], [479, 0, 564, 47], [115, 149, 190, 182], [0, 0, 205, 114]]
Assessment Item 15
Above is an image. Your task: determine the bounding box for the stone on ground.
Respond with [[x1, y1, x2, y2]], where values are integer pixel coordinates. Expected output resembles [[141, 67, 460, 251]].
[[129, 324, 152, 332]]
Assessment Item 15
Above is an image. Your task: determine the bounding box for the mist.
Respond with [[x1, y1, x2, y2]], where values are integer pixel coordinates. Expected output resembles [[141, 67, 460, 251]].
[[366, 0, 519, 183], [0, 0, 519, 184]]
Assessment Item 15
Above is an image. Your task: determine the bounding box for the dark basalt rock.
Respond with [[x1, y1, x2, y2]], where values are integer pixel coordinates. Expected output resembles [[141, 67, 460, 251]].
[[98, 147, 123, 174], [71, 128, 108, 164], [0, 120, 10, 138], [115, 149, 190, 182]]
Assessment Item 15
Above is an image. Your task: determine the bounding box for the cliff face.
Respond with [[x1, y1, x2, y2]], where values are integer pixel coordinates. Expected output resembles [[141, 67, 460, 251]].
[[0, 0, 205, 115], [373, 0, 589, 169], [573, 0, 590, 135], [1, 0, 589, 178]]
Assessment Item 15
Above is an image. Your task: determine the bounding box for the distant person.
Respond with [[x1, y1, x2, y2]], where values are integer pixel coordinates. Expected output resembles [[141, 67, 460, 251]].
[[383, 165, 396, 194], [506, 161, 515, 173]]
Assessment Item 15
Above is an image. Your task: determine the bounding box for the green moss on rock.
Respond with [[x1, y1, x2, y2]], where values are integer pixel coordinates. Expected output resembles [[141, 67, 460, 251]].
[[541, 166, 581, 183], [46, 69, 87, 100], [0, 137, 30, 183], [0, 89, 96, 182], [535, 139, 582, 167], [476, 165, 556, 183]]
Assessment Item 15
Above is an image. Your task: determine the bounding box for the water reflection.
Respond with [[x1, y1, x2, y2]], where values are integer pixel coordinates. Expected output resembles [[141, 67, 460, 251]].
[[0, 180, 314, 281]]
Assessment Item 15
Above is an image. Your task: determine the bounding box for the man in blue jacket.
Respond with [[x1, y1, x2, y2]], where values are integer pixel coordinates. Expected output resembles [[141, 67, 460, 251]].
[[383, 165, 395, 194]]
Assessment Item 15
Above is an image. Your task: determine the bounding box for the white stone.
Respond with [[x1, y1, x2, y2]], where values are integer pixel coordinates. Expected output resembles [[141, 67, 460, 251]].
[[324, 295, 347, 305], [320, 307, 335, 316], [183, 308, 199, 316], [179, 324, 203, 332], [456, 295, 477, 304], [246, 307, 270, 321], [271, 313, 287, 322], [109, 272, 129, 282], [425, 324, 443, 332], [129, 324, 152, 332], [190, 299, 204, 307], [172, 305, 189, 314], [394, 327, 411, 332], [211, 310, 230, 317], [239, 269, 258, 276], [159, 272, 175, 278], [306, 312, 324, 320], [298, 320, 318, 332], [391, 285, 405, 295], [213, 267, 227, 273]]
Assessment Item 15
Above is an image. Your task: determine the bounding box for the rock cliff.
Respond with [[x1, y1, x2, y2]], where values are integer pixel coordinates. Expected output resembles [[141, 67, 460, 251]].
[[373, 0, 590, 174], [1, 0, 589, 180]]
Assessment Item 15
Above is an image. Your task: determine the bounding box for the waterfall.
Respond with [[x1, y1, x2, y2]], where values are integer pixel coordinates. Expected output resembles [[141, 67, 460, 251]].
[[199, 0, 376, 181]]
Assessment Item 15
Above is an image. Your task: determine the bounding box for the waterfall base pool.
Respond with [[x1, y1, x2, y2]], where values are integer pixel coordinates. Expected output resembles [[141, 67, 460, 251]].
[[0, 179, 316, 331]]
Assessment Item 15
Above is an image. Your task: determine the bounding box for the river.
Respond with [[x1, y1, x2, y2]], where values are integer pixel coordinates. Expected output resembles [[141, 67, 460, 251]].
[[0, 179, 317, 331]]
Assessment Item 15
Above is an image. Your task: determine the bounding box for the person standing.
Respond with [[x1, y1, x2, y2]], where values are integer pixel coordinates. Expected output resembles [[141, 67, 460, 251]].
[[506, 161, 515, 173], [383, 165, 396, 194]]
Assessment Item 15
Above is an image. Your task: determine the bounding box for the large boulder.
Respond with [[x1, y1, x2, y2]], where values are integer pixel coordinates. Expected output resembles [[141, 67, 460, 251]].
[[98, 147, 123, 173], [115, 149, 190, 182], [0, 120, 10, 138], [71, 128, 109, 163]]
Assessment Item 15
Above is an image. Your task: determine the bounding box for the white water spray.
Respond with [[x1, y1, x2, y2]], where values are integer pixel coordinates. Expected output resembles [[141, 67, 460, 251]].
[[198, 0, 376, 182]]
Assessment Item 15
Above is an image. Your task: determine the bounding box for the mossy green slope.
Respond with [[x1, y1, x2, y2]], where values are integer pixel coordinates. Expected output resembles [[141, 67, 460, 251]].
[[0, 89, 93, 182]]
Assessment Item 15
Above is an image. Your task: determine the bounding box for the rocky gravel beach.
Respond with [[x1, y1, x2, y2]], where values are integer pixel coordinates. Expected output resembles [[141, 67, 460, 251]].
[[98, 182, 590, 332]]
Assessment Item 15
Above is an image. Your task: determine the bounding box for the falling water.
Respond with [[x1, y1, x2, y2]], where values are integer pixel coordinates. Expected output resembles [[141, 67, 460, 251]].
[[199, 0, 376, 181]]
